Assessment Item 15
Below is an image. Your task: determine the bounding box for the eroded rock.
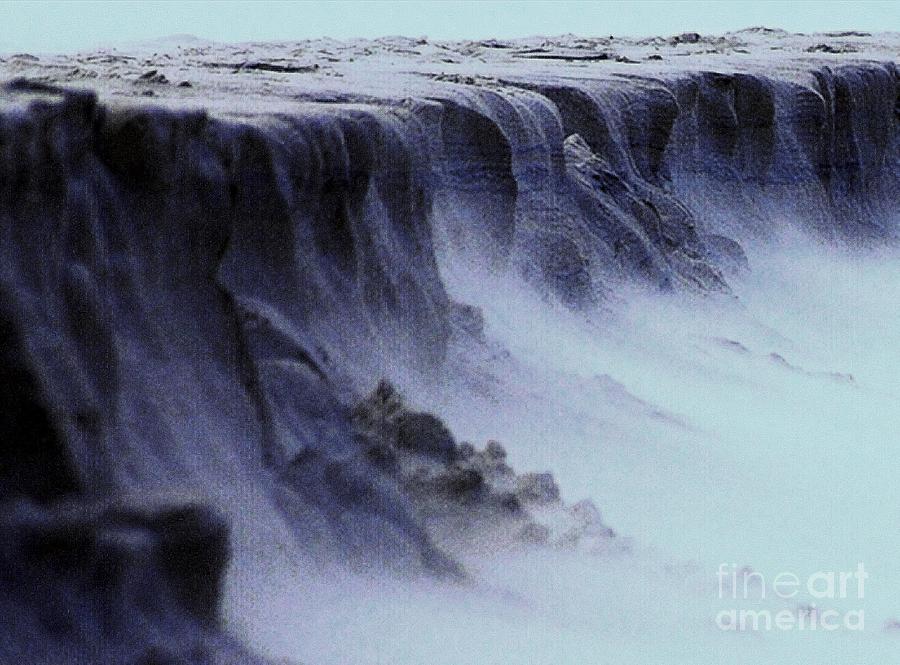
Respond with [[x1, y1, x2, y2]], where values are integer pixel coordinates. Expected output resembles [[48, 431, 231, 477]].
[[351, 381, 619, 554], [0, 500, 266, 664]]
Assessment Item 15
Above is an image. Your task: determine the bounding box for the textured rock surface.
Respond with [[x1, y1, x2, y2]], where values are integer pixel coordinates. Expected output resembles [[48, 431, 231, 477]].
[[0, 28, 897, 662], [0, 501, 269, 665], [351, 381, 618, 555]]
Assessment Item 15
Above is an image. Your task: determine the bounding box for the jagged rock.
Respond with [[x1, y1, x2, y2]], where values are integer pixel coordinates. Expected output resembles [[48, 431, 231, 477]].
[[570, 499, 608, 535], [485, 440, 507, 461], [672, 32, 702, 45], [138, 69, 169, 84], [494, 491, 522, 513], [354, 381, 457, 464], [457, 442, 476, 460], [397, 412, 457, 462], [806, 43, 857, 54], [557, 500, 619, 550], [516, 472, 561, 505], [351, 381, 615, 555], [563, 133, 731, 292], [469, 441, 514, 481], [430, 466, 486, 503], [364, 440, 400, 472]]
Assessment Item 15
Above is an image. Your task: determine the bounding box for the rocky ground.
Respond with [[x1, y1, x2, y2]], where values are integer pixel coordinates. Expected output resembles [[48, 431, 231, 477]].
[[1, 28, 897, 102]]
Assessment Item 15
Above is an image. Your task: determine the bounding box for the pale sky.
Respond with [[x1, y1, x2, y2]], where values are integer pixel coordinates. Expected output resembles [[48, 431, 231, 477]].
[[1, 1, 898, 53]]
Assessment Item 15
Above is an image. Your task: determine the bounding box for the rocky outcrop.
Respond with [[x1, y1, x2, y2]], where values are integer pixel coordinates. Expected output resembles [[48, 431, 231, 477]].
[[0, 500, 268, 665], [564, 133, 728, 291], [350, 381, 619, 555], [663, 63, 900, 240]]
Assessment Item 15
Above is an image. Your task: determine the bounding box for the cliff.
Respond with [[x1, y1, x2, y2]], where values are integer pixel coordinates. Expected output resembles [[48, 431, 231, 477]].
[[0, 28, 898, 663]]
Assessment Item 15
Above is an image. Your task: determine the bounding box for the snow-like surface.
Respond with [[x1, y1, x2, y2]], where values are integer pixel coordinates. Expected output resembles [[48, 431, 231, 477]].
[[2, 29, 898, 106]]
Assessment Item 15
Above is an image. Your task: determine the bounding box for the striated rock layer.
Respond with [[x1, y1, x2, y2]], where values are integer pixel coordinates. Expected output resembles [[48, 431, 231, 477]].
[[0, 29, 898, 661]]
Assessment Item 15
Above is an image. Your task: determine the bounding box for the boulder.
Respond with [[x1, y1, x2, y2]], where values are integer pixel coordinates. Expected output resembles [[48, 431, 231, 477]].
[[397, 412, 457, 463]]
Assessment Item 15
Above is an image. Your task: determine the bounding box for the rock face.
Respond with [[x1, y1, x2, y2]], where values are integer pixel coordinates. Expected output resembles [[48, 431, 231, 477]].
[[0, 501, 267, 665], [563, 132, 728, 291], [0, 30, 897, 662], [351, 381, 618, 555]]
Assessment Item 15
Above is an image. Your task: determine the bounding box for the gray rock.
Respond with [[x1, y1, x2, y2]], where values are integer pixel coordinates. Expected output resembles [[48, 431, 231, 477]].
[[397, 412, 457, 462], [516, 472, 561, 505]]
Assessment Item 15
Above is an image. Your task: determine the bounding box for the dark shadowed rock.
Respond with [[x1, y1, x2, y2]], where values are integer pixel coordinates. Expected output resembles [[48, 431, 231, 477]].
[[150, 505, 231, 626], [351, 381, 617, 554], [397, 412, 457, 462], [485, 440, 507, 461], [0, 296, 81, 503], [0, 500, 266, 665], [672, 32, 702, 44], [425, 466, 487, 504]]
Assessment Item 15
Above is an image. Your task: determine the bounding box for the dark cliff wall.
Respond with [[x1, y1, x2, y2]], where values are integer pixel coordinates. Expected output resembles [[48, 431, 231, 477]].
[[2, 56, 898, 548], [0, 56, 897, 660]]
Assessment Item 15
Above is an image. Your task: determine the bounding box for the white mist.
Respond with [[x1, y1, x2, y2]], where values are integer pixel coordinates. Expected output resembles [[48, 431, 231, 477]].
[[231, 239, 900, 664]]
